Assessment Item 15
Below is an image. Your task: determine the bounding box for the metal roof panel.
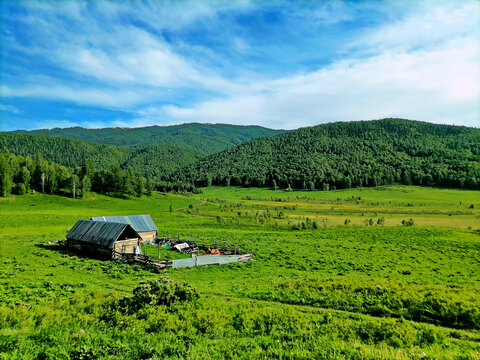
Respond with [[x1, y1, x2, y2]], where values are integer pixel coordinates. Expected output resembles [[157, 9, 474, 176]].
[[66, 220, 140, 248], [91, 214, 158, 232]]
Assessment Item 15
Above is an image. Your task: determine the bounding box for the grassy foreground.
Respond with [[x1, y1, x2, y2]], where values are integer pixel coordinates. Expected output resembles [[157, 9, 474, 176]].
[[1, 186, 480, 359]]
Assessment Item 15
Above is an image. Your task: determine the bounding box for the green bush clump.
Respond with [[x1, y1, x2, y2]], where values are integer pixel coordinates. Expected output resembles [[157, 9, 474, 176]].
[[110, 278, 199, 315]]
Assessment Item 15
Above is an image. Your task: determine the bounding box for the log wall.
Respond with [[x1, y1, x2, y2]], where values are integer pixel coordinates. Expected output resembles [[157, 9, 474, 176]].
[[67, 238, 141, 259], [138, 231, 157, 242]]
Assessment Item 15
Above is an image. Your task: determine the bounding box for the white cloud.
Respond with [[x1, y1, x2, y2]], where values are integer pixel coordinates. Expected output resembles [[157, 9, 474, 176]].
[[3, 0, 241, 104], [0, 104, 21, 114], [347, 1, 480, 54], [158, 36, 480, 129], [1, 83, 150, 108]]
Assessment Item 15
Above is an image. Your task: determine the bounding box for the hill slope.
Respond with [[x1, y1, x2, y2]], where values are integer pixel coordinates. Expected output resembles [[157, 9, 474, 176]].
[[0, 133, 201, 180], [0, 133, 129, 169], [12, 123, 285, 154], [174, 119, 480, 189]]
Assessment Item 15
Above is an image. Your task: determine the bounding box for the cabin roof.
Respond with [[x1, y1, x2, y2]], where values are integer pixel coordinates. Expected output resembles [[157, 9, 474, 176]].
[[91, 214, 158, 232], [66, 219, 140, 248]]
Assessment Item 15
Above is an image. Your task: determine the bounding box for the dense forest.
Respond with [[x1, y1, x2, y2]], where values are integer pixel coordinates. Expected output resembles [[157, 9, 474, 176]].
[[174, 119, 480, 190], [0, 152, 200, 198], [12, 123, 284, 154], [2, 119, 479, 194], [0, 133, 202, 181]]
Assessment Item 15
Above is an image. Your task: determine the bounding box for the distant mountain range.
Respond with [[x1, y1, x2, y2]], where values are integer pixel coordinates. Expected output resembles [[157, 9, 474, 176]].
[[12, 123, 285, 155], [2, 123, 284, 180], [2, 119, 479, 189]]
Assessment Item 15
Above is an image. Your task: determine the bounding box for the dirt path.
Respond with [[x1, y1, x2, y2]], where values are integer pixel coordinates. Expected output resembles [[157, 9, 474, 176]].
[[174, 201, 207, 211]]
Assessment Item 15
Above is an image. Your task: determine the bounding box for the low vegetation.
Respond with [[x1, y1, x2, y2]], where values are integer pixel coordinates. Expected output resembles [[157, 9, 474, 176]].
[[1, 185, 479, 359]]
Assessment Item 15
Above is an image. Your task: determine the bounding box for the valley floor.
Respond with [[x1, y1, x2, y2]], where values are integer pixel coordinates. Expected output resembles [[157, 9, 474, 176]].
[[1, 186, 479, 359]]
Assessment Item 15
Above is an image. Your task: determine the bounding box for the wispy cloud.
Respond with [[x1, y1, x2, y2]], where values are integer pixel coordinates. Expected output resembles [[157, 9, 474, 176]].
[[0, 104, 21, 114]]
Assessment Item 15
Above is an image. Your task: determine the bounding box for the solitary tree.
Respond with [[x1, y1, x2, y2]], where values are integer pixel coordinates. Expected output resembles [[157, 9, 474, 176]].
[[0, 156, 13, 197], [41, 172, 45, 193], [272, 179, 278, 190], [145, 176, 154, 196], [82, 176, 91, 198], [72, 174, 79, 198]]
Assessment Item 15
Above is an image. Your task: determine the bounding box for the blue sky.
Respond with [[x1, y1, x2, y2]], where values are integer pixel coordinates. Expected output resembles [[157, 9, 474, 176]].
[[1, 0, 479, 131]]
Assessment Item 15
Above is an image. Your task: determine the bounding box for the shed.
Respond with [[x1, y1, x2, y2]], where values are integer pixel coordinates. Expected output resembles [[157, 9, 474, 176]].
[[91, 214, 158, 242], [66, 219, 142, 259]]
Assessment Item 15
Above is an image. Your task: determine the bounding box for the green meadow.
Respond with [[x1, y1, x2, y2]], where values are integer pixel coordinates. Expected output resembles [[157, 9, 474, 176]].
[[1, 185, 480, 359]]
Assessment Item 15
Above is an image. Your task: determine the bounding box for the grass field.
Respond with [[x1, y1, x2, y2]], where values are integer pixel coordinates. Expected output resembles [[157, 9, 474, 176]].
[[1, 186, 480, 359]]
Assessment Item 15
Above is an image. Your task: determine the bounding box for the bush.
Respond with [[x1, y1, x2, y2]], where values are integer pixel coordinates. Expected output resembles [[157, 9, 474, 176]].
[[13, 183, 26, 195], [111, 278, 199, 314]]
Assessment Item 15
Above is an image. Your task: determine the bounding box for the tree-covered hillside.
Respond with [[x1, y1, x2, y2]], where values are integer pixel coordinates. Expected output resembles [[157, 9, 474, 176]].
[[0, 133, 129, 169], [0, 151, 200, 199], [12, 123, 285, 154], [124, 144, 203, 181], [174, 119, 480, 190], [0, 133, 201, 180]]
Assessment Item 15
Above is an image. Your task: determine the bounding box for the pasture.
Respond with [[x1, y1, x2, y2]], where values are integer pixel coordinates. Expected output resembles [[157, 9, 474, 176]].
[[1, 186, 480, 359]]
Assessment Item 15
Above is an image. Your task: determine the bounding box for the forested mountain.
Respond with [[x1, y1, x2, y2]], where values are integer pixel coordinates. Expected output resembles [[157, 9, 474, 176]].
[[0, 133, 130, 169], [173, 119, 480, 190], [0, 151, 199, 198], [0, 133, 201, 180], [12, 123, 284, 154], [123, 144, 203, 181]]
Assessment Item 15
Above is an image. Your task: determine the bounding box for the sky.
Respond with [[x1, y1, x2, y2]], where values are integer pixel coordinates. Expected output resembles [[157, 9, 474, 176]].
[[0, 0, 479, 131]]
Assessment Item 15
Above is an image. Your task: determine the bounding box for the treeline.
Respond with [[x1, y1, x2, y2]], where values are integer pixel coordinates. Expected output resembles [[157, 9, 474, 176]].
[[0, 152, 200, 198], [174, 119, 480, 190]]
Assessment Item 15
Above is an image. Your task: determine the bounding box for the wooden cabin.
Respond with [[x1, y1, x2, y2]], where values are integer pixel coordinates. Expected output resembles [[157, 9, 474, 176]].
[[66, 219, 142, 259], [91, 214, 158, 242]]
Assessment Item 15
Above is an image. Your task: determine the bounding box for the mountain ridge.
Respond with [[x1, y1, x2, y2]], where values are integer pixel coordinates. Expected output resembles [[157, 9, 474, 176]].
[[173, 118, 480, 190], [10, 122, 285, 154]]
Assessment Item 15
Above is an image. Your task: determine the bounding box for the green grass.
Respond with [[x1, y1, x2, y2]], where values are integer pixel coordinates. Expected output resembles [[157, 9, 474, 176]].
[[1, 186, 480, 359]]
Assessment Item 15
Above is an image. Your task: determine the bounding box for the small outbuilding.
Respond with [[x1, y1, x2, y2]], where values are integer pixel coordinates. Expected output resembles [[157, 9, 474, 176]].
[[66, 219, 142, 259], [91, 214, 158, 241]]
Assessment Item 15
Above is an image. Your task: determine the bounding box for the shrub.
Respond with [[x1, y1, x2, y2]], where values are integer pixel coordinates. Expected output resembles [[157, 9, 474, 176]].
[[13, 183, 26, 195], [111, 278, 199, 314]]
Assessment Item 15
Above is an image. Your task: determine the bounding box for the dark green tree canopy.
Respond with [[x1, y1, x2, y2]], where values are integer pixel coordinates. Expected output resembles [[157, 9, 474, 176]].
[[174, 119, 480, 190]]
